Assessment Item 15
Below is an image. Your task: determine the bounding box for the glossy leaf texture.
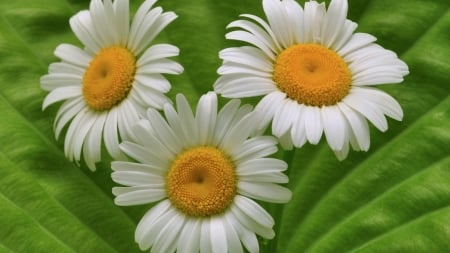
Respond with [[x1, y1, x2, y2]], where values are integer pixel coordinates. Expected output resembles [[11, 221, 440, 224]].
[[0, 0, 449, 252]]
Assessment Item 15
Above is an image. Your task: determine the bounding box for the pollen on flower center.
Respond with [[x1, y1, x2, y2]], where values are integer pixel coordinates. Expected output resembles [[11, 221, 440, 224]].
[[273, 44, 352, 106], [166, 146, 237, 217], [82, 46, 136, 111]]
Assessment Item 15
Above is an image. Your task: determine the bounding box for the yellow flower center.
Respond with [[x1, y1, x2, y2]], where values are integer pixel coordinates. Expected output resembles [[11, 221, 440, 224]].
[[273, 44, 352, 106], [166, 146, 237, 217], [82, 46, 136, 111]]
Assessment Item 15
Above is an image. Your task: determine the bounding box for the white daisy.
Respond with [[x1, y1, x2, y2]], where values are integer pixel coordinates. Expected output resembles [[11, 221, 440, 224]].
[[40, 0, 183, 170], [214, 0, 409, 159], [111, 92, 292, 253]]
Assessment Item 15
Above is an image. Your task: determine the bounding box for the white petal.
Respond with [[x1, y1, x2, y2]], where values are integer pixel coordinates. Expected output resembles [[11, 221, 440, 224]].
[[134, 74, 170, 92], [210, 217, 227, 253], [137, 44, 180, 66], [103, 106, 123, 159], [101, 0, 121, 44], [129, 6, 162, 53], [133, 11, 177, 55], [272, 99, 298, 137], [119, 141, 169, 169], [338, 33, 377, 57], [230, 202, 275, 239], [263, 0, 293, 48], [152, 212, 185, 253], [231, 105, 254, 126], [117, 100, 140, 142], [238, 181, 292, 203], [337, 102, 370, 151], [278, 130, 294, 150], [291, 103, 307, 147], [219, 113, 255, 154], [48, 62, 85, 76], [348, 123, 362, 152], [132, 119, 176, 161], [136, 12, 178, 55], [225, 212, 259, 253], [176, 94, 198, 147], [112, 184, 163, 197], [237, 158, 287, 175], [195, 92, 218, 145], [177, 219, 201, 253], [343, 92, 388, 132], [55, 44, 91, 68], [227, 20, 278, 54], [304, 106, 323, 144], [114, 188, 166, 206], [333, 20, 358, 51], [321, 106, 346, 150], [128, 0, 157, 49], [347, 47, 407, 82], [63, 108, 91, 162], [219, 46, 273, 72], [226, 30, 276, 60], [232, 136, 278, 163], [129, 119, 156, 147], [113, 0, 130, 46], [334, 138, 350, 161], [214, 75, 276, 98], [212, 99, 242, 146], [240, 172, 288, 184], [72, 111, 97, 163], [137, 201, 176, 250], [82, 111, 106, 171], [283, 0, 304, 44], [111, 171, 164, 186], [235, 195, 274, 227], [303, 1, 326, 43], [69, 10, 102, 53], [356, 88, 403, 121], [345, 44, 387, 63], [217, 62, 273, 78], [111, 161, 166, 176], [89, 0, 117, 46], [132, 84, 170, 110], [135, 199, 171, 242], [147, 108, 180, 155], [200, 218, 213, 253], [163, 103, 188, 147], [352, 74, 406, 86], [322, 0, 348, 48], [223, 216, 244, 253], [126, 90, 146, 115], [54, 98, 86, 139], [253, 91, 286, 132], [137, 58, 183, 75], [240, 13, 283, 52], [42, 86, 82, 110], [40, 73, 82, 91], [351, 61, 408, 81]]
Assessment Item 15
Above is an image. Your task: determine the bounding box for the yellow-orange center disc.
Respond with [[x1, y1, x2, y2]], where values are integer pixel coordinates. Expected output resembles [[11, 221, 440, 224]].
[[166, 146, 237, 217], [82, 46, 136, 111], [273, 44, 351, 106]]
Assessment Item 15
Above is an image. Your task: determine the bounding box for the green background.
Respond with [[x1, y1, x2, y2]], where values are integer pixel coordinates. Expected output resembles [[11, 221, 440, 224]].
[[0, 0, 449, 252]]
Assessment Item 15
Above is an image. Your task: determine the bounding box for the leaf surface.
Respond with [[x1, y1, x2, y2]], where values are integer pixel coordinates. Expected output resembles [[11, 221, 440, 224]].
[[0, 0, 448, 252]]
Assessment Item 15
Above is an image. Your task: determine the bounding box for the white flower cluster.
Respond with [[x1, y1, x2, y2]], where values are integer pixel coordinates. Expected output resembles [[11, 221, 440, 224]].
[[40, 0, 408, 252]]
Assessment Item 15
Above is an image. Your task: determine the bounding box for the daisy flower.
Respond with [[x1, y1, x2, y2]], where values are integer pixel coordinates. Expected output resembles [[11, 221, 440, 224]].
[[111, 92, 292, 253], [40, 0, 183, 170], [214, 0, 409, 159]]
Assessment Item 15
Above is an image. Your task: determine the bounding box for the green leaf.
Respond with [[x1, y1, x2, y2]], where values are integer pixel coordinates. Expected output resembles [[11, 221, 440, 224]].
[[0, 0, 448, 252]]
